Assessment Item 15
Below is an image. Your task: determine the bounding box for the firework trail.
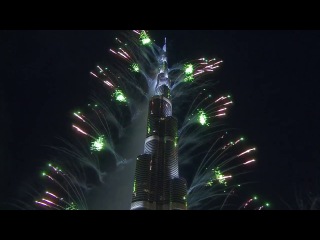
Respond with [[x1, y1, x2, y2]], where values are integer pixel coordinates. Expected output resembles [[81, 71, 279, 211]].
[[27, 30, 259, 210], [239, 195, 271, 210], [35, 163, 87, 210]]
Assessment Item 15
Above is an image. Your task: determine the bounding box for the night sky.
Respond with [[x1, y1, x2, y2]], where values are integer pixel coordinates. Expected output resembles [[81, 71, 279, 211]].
[[1, 30, 319, 210]]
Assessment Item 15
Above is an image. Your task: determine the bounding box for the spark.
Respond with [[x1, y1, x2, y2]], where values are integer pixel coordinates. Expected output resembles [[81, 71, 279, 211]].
[[140, 30, 151, 45], [193, 71, 204, 77], [97, 66, 103, 73], [66, 202, 78, 210], [198, 110, 208, 126], [46, 175, 54, 181], [115, 38, 122, 43], [73, 112, 86, 122], [234, 137, 244, 144], [204, 64, 214, 69], [215, 113, 226, 117], [243, 198, 253, 208], [243, 159, 256, 165], [215, 96, 226, 103], [214, 60, 223, 65], [72, 125, 89, 136], [119, 48, 130, 58], [206, 168, 231, 186], [46, 191, 59, 199], [184, 64, 194, 75], [130, 63, 140, 73], [112, 89, 127, 103], [35, 201, 51, 208], [104, 80, 115, 88], [48, 163, 63, 173], [237, 148, 256, 157], [109, 49, 117, 54], [42, 198, 62, 208], [184, 74, 194, 82], [223, 101, 233, 106], [117, 51, 128, 59], [90, 136, 106, 152], [90, 72, 98, 78]]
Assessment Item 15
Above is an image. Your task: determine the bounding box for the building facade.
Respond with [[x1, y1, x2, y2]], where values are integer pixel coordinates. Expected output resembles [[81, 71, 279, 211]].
[[131, 42, 187, 210]]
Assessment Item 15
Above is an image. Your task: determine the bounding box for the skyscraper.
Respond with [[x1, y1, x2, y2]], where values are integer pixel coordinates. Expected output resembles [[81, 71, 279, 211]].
[[131, 40, 188, 210]]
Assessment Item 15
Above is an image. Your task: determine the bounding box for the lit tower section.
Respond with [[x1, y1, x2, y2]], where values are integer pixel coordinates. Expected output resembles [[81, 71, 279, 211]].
[[131, 40, 188, 210]]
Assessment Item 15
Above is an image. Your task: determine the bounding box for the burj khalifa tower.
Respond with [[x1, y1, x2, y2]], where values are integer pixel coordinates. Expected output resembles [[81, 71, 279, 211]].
[[131, 40, 188, 210]]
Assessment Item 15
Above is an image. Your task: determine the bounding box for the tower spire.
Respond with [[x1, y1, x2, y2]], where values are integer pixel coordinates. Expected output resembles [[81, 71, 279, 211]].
[[156, 37, 169, 90], [163, 37, 166, 52]]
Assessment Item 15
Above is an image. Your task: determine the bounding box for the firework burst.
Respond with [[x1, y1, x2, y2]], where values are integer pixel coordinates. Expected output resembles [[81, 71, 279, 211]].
[[26, 30, 259, 210]]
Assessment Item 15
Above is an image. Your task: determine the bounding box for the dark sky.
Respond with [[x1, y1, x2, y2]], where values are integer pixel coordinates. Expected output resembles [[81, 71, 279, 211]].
[[1, 30, 319, 210]]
